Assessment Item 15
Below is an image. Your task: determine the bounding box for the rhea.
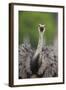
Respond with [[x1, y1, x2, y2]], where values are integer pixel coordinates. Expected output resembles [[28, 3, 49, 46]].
[[30, 24, 46, 74]]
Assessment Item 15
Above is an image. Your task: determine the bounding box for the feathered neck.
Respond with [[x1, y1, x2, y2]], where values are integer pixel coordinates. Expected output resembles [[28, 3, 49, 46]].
[[33, 32, 44, 59]]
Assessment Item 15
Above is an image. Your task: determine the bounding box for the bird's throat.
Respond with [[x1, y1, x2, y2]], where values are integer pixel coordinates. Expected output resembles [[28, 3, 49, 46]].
[[33, 33, 44, 59]]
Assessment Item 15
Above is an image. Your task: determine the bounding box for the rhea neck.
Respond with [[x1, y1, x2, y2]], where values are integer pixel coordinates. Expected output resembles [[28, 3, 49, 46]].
[[33, 28, 45, 59]]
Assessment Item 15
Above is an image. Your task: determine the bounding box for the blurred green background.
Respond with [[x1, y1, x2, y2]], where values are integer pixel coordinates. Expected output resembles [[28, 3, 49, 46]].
[[19, 11, 58, 48]]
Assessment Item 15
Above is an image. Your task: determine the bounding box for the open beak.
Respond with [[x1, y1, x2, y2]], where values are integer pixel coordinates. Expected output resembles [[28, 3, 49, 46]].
[[40, 27, 44, 32]]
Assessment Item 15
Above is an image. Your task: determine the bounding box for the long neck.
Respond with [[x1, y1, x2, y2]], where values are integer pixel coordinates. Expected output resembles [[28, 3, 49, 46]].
[[33, 32, 44, 59]]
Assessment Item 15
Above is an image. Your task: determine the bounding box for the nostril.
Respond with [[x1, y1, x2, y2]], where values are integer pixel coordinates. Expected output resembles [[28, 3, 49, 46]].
[[40, 27, 44, 32]]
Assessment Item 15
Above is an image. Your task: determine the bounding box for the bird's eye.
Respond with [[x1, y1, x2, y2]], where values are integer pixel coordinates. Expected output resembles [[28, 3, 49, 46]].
[[40, 27, 44, 32]]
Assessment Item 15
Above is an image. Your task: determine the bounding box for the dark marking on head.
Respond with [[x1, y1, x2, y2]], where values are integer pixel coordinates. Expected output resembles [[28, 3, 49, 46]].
[[40, 27, 44, 32], [38, 24, 45, 32]]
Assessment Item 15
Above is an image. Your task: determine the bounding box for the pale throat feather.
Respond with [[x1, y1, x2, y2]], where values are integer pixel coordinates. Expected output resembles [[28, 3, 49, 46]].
[[33, 32, 44, 59]]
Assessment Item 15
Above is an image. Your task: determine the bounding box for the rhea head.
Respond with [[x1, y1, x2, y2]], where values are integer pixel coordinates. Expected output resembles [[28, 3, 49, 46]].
[[38, 24, 45, 33]]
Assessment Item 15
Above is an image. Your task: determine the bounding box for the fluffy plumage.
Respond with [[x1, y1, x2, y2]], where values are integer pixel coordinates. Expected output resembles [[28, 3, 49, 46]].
[[19, 24, 58, 79]]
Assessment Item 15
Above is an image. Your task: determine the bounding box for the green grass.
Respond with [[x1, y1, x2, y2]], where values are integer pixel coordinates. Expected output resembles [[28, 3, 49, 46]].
[[19, 11, 58, 48]]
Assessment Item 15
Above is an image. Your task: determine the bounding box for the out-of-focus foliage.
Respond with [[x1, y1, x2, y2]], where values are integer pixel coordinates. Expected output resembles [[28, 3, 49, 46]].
[[19, 11, 58, 48]]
